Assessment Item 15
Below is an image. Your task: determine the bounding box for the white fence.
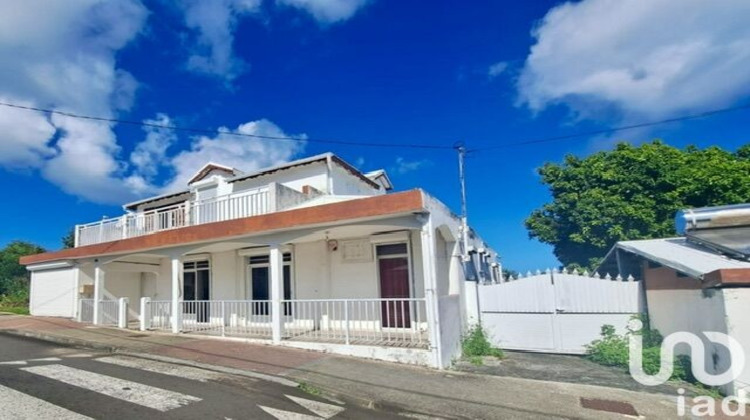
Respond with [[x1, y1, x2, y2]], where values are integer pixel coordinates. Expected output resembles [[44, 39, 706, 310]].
[[76, 188, 269, 246], [179, 300, 272, 338], [479, 270, 643, 354], [282, 298, 429, 348], [148, 300, 173, 331], [78, 299, 94, 323]]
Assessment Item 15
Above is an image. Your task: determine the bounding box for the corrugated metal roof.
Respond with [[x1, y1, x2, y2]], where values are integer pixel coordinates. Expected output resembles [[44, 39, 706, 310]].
[[613, 238, 750, 279]]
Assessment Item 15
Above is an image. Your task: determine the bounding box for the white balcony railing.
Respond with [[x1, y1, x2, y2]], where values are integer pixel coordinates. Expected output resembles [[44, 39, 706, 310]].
[[141, 298, 428, 349], [76, 187, 270, 247]]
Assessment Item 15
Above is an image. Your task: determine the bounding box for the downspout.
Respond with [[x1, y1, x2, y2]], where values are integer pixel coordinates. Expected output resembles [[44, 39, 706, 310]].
[[326, 155, 334, 195]]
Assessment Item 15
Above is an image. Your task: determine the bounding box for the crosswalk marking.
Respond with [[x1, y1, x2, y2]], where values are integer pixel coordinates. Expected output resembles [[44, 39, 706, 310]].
[[285, 395, 345, 419], [259, 405, 322, 420], [28, 357, 61, 362], [95, 356, 224, 382], [0, 383, 92, 420], [21, 364, 202, 412], [0, 360, 27, 365]]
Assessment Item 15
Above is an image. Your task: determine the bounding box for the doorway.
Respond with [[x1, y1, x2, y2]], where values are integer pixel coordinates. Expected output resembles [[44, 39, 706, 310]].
[[183, 260, 210, 322], [248, 253, 292, 315], [377, 243, 411, 328]]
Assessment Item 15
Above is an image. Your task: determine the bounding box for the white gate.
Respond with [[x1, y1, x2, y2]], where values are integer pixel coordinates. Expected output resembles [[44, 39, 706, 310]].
[[479, 270, 643, 354]]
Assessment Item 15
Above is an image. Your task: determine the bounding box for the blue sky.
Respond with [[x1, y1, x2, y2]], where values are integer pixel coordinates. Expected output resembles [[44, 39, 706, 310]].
[[1, 0, 749, 271]]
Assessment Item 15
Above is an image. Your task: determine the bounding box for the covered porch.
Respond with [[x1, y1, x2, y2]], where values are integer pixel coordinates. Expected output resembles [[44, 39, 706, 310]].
[[73, 214, 450, 363]]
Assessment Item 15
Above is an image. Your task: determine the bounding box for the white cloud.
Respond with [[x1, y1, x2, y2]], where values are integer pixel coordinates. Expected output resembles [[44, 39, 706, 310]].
[[130, 114, 177, 179], [393, 157, 431, 175], [177, 0, 261, 81], [163, 119, 306, 192], [487, 61, 508, 79], [0, 0, 148, 204], [276, 0, 370, 24], [517, 0, 750, 119]]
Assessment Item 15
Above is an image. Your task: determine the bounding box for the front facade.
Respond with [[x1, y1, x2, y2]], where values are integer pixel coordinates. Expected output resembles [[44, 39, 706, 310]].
[[21, 153, 499, 368]]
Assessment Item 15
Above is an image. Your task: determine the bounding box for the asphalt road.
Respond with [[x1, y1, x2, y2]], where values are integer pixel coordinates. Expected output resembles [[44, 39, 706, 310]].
[[0, 333, 401, 420]]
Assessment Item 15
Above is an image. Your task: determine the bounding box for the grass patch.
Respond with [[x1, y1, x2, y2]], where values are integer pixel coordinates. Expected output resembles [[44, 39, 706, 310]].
[[461, 324, 504, 365], [298, 381, 322, 396], [586, 317, 723, 397], [0, 306, 29, 315]]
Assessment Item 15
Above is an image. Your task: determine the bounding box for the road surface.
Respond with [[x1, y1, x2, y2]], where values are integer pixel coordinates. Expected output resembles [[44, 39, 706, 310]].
[[0, 333, 400, 419]]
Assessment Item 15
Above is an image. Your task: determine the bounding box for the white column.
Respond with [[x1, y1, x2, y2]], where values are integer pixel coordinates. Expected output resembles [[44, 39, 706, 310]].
[[421, 218, 444, 369], [140, 297, 151, 331], [93, 262, 103, 325], [270, 244, 284, 343], [117, 297, 129, 329], [171, 256, 182, 333], [72, 266, 81, 321]]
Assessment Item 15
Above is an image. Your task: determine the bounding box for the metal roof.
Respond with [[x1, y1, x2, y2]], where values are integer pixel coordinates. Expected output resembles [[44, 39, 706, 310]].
[[604, 237, 750, 279]]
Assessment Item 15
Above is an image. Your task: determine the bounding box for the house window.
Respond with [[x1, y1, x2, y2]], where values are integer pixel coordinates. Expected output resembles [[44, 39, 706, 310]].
[[183, 260, 210, 301], [247, 253, 293, 315]]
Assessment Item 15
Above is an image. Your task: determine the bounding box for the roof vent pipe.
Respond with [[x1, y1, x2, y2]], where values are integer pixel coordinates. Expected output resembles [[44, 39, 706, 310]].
[[675, 203, 750, 234]]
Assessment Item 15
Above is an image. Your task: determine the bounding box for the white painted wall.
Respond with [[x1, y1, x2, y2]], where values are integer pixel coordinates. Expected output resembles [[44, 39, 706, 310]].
[[330, 165, 381, 196], [647, 289, 733, 395], [232, 162, 329, 195], [723, 288, 750, 398], [30, 268, 77, 317]]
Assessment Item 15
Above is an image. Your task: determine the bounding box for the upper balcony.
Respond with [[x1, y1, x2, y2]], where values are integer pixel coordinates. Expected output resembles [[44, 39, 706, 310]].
[[75, 182, 313, 247]]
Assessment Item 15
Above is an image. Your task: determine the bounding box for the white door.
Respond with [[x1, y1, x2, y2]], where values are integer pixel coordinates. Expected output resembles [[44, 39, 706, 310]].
[[30, 268, 76, 317]]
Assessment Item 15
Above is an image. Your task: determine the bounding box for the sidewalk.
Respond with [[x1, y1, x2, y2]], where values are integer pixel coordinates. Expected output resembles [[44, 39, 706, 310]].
[[0, 315, 690, 419]]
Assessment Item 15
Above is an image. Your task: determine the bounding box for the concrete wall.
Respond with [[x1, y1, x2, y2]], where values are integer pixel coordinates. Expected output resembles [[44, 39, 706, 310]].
[[722, 288, 750, 398], [330, 165, 381, 196], [232, 162, 329, 195]]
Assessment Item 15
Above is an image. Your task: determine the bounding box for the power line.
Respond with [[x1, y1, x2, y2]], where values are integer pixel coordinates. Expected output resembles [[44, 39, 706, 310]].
[[0, 101, 453, 150], [469, 103, 750, 152]]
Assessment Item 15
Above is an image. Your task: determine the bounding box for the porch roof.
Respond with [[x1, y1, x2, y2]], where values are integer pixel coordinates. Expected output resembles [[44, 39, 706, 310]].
[[21, 189, 425, 266]]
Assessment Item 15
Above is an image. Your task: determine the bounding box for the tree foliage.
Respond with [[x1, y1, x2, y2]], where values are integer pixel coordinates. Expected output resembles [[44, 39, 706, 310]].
[[0, 241, 45, 297], [62, 228, 75, 249], [526, 141, 750, 268]]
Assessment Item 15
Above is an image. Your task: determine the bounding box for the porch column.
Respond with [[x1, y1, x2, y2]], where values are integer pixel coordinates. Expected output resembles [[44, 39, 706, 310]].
[[421, 217, 444, 369], [93, 262, 103, 325], [270, 244, 284, 343], [171, 255, 182, 333]]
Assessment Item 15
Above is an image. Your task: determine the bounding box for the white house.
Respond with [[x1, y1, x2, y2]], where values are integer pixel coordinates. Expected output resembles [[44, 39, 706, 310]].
[[21, 153, 498, 368], [599, 203, 750, 398]]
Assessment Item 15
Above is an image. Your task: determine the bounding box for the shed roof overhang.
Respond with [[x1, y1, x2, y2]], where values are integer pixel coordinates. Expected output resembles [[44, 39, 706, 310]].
[[20, 189, 425, 266]]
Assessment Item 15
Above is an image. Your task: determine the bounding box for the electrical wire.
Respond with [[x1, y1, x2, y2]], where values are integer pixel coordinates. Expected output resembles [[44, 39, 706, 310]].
[[0, 101, 453, 150]]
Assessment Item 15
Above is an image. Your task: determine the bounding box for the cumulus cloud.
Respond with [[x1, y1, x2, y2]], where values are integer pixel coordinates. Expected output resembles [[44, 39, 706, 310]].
[[277, 0, 370, 24], [177, 0, 261, 81], [393, 157, 431, 175], [487, 61, 508, 79], [163, 119, 306, 192], [130, 114, 177, 179], [0, 0, 148, 204], [517, 0, 750, 119]]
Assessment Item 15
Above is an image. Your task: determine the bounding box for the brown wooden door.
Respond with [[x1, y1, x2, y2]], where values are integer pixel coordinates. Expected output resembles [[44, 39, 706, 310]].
[[378, 257, 411, 328]]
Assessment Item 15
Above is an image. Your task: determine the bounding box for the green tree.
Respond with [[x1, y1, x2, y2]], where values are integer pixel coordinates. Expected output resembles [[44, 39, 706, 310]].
[[0, 241, 45, 296], [526, 141, 750, 268], [62, 228, 75, 249]]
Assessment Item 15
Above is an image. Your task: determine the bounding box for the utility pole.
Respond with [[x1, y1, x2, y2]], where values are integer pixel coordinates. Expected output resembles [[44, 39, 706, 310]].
[[455, 143, 471, 268]]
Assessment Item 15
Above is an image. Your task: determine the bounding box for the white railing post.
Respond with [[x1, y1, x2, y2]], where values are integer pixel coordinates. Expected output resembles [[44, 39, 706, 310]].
[[74, 225, 80, 247], [221, 301, 226, 337], [77, 298, 83, 322], [118, 297, 129, 329], [171, 256, 182, 334], [140, 297, 151, 331], [93, 263, 103, 325], [270, 245, 284, 343], [344, 300, 350, 345]]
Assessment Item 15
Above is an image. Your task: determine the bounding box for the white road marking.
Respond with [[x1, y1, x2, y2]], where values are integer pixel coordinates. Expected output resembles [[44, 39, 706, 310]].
[[96, 356, 224, 382], [258, 406, 321, 420], [0, 360, 27, 365], [285, 395, 345, 419], [28, 357, 61, 362], [64, 353, 94, 359], [0, 383, 92, 420], [21, 364, 201, 412]]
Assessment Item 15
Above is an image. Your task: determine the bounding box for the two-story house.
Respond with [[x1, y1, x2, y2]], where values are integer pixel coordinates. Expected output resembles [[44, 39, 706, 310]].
[[20, 153, 499, 368]]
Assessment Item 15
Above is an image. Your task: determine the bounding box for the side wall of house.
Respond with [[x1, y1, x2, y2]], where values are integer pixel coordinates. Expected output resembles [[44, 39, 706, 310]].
[[330, 165, 382, 196], [231, 163, 329, 195], [644, 264, 735, 396], [721, 288, 750, 398]]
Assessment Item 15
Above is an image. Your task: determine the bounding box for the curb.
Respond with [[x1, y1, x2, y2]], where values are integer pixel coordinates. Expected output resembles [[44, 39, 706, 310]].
[[0, 329, 120, 353]]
